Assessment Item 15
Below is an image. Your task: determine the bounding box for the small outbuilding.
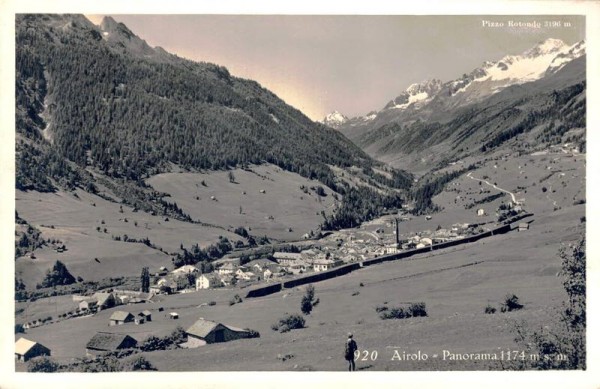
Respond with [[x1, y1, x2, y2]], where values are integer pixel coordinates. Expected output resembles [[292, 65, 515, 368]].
[[477, 208, 486, 216], [170, 312, 179, 320], [79, 299, 98, 312], [15, 338, 51, 362], [140, 310, 152, 322], [186, 318, 254, 344], [109, 311, 135, 326], [86, 332, 138, 356]]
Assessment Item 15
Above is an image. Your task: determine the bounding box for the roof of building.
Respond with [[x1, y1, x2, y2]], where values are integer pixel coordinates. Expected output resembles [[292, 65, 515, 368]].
[[93, 292, 114, 305], [110, 311, 133, 321], [15, 338, 46, 355], [313, 258, 336, 265], [199, 273, 220, 280], [86, 332, 137, 351], [171, 265, 200, 274], [186, 318, 220, 338], [273, 252, 302, 260], [186, 318, 248, 338], [141, 310, 152, 316], [220, 263, 236, 270]]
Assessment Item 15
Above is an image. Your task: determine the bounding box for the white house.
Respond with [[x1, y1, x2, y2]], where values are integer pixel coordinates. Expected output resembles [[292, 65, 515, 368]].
[[235, 269, 256, 280], [263, 268, 273, 279], [477, 208, 486, 216], [385, 245, 399, 254], [288, 260, 309, 275], [313, 258, 342, 272], [420, 237, 433, 246], [217, 263, 236, 275], [171, 265, 200, 275], [196, 274, 221, 290], [273, 252, 302, 266]]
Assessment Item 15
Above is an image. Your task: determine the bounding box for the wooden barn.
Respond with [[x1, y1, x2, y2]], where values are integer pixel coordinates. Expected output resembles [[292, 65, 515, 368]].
[[109, 311, 134, 326], [85, 332, 138, 356], [15, 338, 51, 362], [185, 318, 253, 344], [93, 292, 116, 310]]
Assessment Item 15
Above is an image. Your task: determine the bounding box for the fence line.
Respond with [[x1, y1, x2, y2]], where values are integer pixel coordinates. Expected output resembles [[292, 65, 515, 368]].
[[245, 216, 531, 299]]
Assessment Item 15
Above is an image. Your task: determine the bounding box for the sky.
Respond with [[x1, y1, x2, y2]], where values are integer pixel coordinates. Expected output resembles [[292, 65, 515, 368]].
[[87, 14, 585, 121]]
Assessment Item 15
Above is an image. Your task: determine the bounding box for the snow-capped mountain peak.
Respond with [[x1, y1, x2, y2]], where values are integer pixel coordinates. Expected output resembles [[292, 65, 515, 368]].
[[447, 38, 585, 100], [384, 79, 442, 110], [546, 40, 586, 75], [322, 111, 349, 128], [524, 38, 567, 58]]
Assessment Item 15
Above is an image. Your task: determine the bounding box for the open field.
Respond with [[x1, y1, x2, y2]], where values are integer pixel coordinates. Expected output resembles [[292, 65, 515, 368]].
[[15, 188, 240, 289], [14, 151, 585, 371], [147, 164, 337, 241], [17, 194, 583, 370], [15, 164, 338, 289]]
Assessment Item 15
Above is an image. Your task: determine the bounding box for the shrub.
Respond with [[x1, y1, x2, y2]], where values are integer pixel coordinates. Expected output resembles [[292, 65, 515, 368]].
[[375, 305, 388, 313], [379, 302, 427, 320], [408, 302, 428, 317], [500, 294, 524, 312], [272, 314, 305, 332], [352, 291, 360, 296], [122, 355, 156, 371], [27, 356, 59, 372], [278, 324, 291, 333], [511, 236, 585, 369], [380, 307, 409, 320], [301, 284, 318, 315], [208, 301, 216, 306], [243, 328, 261, 338], [229, 294, 243, 306], [15, 323, 24, 333], [484, 304, 497, 314], [300, 296, 313, 315], [141, 326, 186, 352]]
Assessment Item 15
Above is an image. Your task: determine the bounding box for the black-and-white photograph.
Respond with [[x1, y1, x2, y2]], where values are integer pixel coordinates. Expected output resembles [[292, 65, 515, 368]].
[[3, 1, 599, 386]]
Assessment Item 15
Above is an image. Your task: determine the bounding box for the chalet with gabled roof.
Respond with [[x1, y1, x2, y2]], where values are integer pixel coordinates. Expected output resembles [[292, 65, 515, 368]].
[[15, 338, 50, 362], [86, 332, 137, 356]]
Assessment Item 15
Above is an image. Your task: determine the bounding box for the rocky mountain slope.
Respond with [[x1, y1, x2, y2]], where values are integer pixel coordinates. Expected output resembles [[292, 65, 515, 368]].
[[326, 38, 586, 173]]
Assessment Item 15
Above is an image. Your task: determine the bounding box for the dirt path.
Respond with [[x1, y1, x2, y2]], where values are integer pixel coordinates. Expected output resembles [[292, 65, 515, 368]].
[[466, 172, 519, 204]]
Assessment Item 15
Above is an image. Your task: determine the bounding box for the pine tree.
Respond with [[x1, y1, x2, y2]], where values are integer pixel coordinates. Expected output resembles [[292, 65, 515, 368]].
[[140, 266, 150, 293]]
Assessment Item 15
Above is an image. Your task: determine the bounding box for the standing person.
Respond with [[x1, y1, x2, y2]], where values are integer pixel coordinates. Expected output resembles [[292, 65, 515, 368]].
[[345, 332, 358, 371]]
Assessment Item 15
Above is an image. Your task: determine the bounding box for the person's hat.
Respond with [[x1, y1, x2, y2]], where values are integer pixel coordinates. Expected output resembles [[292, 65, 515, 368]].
[[348, 332, 353, 338]]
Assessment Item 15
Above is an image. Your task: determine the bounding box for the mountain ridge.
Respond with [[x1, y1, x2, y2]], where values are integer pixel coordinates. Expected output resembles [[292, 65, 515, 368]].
[[326, 38, 585, 137]]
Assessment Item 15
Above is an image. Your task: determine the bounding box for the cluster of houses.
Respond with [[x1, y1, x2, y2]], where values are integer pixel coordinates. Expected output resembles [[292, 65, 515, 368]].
[[74, 290, 154, 313], [144, 247, 356, 294], [109, 310, 152, 325]]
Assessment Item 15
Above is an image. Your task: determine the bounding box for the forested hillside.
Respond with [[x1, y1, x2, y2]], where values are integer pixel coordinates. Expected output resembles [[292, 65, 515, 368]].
[[16, 14, 411, 194]]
